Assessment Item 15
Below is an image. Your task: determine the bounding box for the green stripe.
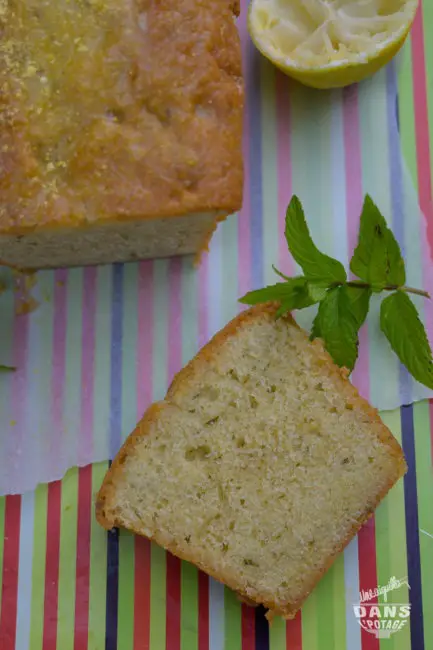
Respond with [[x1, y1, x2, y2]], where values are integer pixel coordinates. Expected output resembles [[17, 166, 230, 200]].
[[117, 529, 135, 650], [413, 402, 433, 650], [224, 587, 241, 650], [376, 410, 410, 650], [88, 463, 109, 648], [260, 57, 279, 285], [301, 586, 319, 650], [315, 563, 336, 650], [398, 40, 418, 189], [269, 615, 286, 650], [57, 468, 78, 650], [181, 562, 198, 650], [332, 553, 347, 650], [0, 498, 4, 613], [29, 482, 48, 650], [149, 545, 166, 650]]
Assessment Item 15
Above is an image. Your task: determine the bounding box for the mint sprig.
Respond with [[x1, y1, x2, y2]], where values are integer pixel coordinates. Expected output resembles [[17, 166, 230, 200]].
[[239, 195, 433, 389]]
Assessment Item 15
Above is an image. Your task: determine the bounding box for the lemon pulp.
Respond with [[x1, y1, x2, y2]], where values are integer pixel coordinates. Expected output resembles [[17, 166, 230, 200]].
[[248, 0, 419, 88]]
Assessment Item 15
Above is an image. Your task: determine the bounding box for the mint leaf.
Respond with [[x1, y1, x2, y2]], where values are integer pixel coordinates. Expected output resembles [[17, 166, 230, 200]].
[[312, 286, 360, 371], [310, 313, 322, 341], [345, 286, 371, 329], [380, 291, 433, 389], [350, 195, 406, 289], [307, 284, 328, 303], [240, 277, 316, 312], [285, 196, 346, 284], [0, 365, 15, 372]]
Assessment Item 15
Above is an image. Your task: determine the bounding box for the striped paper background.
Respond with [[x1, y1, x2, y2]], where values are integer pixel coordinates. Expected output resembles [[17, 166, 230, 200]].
[[1, 405, 432, 650], [2, 0, 433, 647], [1, 3, 433, 494]]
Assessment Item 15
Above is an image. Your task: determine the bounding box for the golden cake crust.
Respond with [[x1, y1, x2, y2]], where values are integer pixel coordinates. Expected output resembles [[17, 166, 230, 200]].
[[0, 0, 243, 235]]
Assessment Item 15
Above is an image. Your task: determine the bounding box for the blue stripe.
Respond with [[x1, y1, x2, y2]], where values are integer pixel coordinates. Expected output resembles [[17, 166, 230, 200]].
[[110, 263, 124, 458], [247, 43, 263, 291], [105, 523, 120, 650], [401, 405, 425, 650], [386, 63, 412, 403], [105, 263, 123, 649], [255, 607, 269, 650]]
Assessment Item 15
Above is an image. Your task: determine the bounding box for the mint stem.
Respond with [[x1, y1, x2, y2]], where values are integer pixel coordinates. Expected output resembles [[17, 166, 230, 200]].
[[336, 280, 430, 299]]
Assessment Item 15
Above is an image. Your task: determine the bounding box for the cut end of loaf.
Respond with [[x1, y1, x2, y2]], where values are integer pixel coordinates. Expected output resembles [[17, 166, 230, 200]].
[[0, 211, 222, 269], [96, 304, 407, 619]]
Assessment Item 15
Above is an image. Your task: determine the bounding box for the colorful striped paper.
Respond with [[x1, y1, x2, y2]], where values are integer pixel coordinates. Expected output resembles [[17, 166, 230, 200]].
[[1, 3, 433, 495], [1, 404, 432, 650], [2, 0, 433, 647]]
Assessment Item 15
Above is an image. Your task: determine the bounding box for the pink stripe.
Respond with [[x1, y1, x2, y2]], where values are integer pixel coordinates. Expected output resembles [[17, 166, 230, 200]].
[[73, 465, 92, 650], [168, 258, 183, 383], [276, 71, 294, 276], [198, 252, 209, 348], [410, 5, 433, 349], [411, 5, 433, 246], [0, 496, 21, 650], [197, 572, 209, 650], [137, 261, 154, 415], [7, 283, 30, 485], [79, 267, 97, 465], [49, 269, 68, 469], [286, 612, 302, 650], [238, 0, 251, 299], [358, 519, 379, 650], [342, 86, 370, 401]]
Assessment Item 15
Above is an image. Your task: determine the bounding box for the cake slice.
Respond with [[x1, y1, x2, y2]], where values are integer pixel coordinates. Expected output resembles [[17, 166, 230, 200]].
[[96, 304, 406, 619], [0, 0, 243, 268]]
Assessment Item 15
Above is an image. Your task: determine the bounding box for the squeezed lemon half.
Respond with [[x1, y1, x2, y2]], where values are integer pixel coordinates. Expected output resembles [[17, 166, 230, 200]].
[[248, 0, 419, 88]]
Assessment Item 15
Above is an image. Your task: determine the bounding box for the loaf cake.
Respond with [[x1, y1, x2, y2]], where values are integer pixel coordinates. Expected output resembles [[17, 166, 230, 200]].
[[96, 304, 406, 619], [0, 0, 243, 269]]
